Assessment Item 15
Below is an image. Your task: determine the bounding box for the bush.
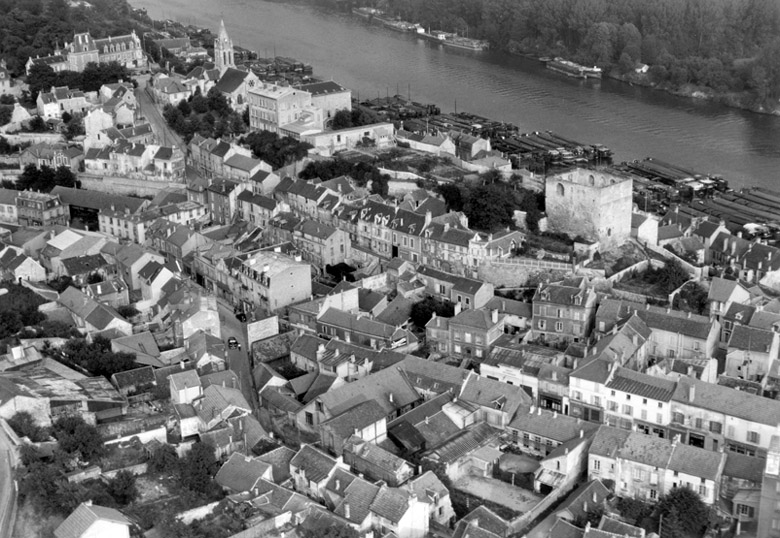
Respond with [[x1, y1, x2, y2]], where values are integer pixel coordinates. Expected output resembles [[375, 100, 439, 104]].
[[52, 414, 105, 462], [148, 444, 179, 474], [7, 411, 49, 442]]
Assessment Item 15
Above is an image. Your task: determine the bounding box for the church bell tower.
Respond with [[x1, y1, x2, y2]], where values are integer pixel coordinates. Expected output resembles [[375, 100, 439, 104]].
[[214, 20, 235, 75]]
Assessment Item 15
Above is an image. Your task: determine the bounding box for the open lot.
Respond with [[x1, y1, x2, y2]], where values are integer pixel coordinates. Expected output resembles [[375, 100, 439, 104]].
[[455, 474, 542, 513], [499, 452, 541, 474]]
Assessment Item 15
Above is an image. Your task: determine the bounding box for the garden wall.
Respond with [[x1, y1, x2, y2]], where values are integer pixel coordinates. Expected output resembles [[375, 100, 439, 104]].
[[79, 174, 186, 197]]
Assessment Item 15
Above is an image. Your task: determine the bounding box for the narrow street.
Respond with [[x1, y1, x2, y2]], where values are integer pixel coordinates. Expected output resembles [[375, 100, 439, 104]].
[[217, 300, 259, 413], [134, 74, 186, 149]]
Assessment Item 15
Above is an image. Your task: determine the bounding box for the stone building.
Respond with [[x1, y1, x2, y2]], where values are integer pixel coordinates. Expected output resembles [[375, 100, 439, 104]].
[[545, 168, 633, 250]]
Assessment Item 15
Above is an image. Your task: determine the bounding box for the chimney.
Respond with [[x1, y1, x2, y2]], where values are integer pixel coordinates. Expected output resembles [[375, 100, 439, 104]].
[[553, 411, 557, 418], [336, 479, 341, 490], [316, 343, 326, 360], [537, 407, 542, 416], [632, 334, 638, 345], [454, 302, 462, 315], [529, 406, 535, 414], [491, 309, 498, 324], [344, 503, 351, 519], [579, 429, 584, 438], [687, 311, 691, 318], [551, 370, 557, 382], [592, 491, 598, 503], [612, 324, 618, 335], [688, 383, 695, 402], [389, 392, 394, 404]]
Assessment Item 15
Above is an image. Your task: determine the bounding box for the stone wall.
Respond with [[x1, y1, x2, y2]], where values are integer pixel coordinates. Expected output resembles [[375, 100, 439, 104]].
[[80, 174, 187, 197], [478, 258, 573, 287]]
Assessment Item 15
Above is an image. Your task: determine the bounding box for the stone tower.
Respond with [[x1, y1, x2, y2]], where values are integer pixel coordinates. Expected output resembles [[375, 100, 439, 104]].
[[214, 20, 235, 75]]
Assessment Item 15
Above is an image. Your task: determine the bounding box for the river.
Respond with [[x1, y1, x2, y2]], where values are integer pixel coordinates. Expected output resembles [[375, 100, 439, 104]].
[[134, 0, 780, 189]]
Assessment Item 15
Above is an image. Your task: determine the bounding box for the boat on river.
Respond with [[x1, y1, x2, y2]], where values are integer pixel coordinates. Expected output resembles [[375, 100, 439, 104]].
[[547, 57, 602, 79]]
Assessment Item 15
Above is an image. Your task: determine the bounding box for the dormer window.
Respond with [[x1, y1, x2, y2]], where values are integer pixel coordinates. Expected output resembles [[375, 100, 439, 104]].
[[574, 295, 582, 306]]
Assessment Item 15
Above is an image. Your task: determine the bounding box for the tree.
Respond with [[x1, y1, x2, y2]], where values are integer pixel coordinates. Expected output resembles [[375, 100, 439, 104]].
[[177, 98, 191, 116], [410, 297, 456, 328], [107, 470, 138, 505], [370, 174, 389, 197], [117, 304, 140, 318], [659, 506, 685, 538], [436, 183, 465, 211], [52, 414, 105, 462], [657, 487, 710, 537], [178, 442, 219, 495], [331, 109, 353, 130], [148, 443, 179, 474], [299, 524, 359, 538], [464, 184, 515, 232], [657, 258, 690, 294], [7, 411, 49, 442], [28, 115, 47, 132]]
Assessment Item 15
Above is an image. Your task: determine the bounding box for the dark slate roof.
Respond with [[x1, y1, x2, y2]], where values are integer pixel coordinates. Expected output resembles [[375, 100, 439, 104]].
[[556, 480, 611, 522], [667, 442, 725, 481], [259, 386, 302, 413], [728, 325, 775, 352], [673, 377, 780, 426], [723, 452, 765, 483], [598, 517, 643, 538], [61, 254, 110, 276], [215, 452, 271, 492], [111, 366, 154, 389], [724, 302, 756, 324], [297, 81, 349, 95], [589, 425, 631, 458], [214, 68, 249, 94], [370, 487, 410, 524], [417, 265, 486, 295], [50, 186, 146, 213], [425, 422, 499, 465], [256, 446, 296, 483], [460, 506, 508, 537], [605, 367, 677, 402], [508, 407, 598, 442], [322, 400, 387, 439], [290, 444, 337, 483]]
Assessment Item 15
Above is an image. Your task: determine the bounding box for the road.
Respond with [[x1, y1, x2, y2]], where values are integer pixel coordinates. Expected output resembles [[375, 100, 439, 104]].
[[218, 301, 259, 413], [134, 74, 186, 149], [0, 427, 17, 538]]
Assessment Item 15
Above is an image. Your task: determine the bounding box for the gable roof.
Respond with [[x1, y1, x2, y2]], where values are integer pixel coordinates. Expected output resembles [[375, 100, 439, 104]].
[[459, 372, 531, 419], [54, 502, 131, 538], [673, 376, 780, 426], [321, 400, 387, 439], [215, 68, 249, 94], [290, 444, 338, 483], [606, 367, 677, 402], [317, 365, 420, 418], [215, 452, 272, 492]]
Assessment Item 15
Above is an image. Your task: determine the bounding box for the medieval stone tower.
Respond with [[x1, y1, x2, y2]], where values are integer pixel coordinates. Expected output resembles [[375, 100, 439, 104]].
[[214, 20, 235, 75]]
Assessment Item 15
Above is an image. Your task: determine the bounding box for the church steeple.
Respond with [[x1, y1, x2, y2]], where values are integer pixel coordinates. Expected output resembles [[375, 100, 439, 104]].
[[214, 20, 235, 75]]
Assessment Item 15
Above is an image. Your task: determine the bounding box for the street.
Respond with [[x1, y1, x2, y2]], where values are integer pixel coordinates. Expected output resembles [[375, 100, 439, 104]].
[[134, 74, 186, 149], [217, 301, 259, 412]]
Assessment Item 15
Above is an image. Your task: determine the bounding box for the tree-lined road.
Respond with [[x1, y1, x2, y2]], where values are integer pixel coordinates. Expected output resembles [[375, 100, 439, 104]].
[[134, 75, 185, 149]]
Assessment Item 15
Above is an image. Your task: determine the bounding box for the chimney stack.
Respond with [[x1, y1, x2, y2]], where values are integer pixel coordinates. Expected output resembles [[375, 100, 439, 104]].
[[688, 383, 695, 402], [344, 503, 351, 519]]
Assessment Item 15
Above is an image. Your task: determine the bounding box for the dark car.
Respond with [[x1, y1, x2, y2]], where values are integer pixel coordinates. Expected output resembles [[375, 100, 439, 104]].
[[235, 312, 247, 323], [227, 337, 240, 350]]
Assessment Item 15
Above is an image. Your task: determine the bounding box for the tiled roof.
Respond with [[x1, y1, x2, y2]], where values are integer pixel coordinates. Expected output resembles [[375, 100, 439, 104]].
[[256, 446, 296, 483], [546, 519, 584, 538], [673, 377, 780, 426], [589, 425, 630, 458], [290, 444, 338, 483], [321, 400, 387, 439], [398, 355, 468, 394], [51, 186, 147, 213], [556, 480, 610, 522], [111, 366, 154, 389], [195, 384, 251, 424], [297, 80, 348, 95], [345, 435, 410, 474], [667, 442, 725, 481], [728, 325, 775, 352], [54, 502, 130, 538], [370, 486, 410, 524], [460, 506, 508, 537], [259, 386, 302, 413], [598, 517, 643, 538], [334, 474, 380, 523], [459, 372, 531, 419], [606, 367, 677, 402], [723, 452, 765, 483], [215, 452, 271, 492], [169, 369, 200, 392], [450, 308, 502, 331], [508, 406, 598, 442], [318, 364, 420, 417], [418, 265, 486, 295]]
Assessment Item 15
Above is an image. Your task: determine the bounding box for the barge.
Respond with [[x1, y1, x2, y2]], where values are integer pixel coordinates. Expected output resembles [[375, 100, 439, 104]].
[[547, 57, 602, 79]]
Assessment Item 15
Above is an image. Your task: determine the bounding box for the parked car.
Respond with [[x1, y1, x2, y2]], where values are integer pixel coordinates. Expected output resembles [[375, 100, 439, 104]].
[[228, 336, 240, 350], [235, 312, 247, 322]]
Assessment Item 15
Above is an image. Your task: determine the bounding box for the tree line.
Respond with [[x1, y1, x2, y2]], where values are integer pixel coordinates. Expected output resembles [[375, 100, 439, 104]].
[[377, 0, 780, 100]]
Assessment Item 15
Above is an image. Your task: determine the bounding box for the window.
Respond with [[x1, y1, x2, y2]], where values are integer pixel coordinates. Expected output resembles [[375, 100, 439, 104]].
[[656, 414, 663, 424], [673, 412, 684, 423], [748, 431, 760, 444], [557, 309, 563, 318], [592, 459, 600, 470], [555, 321, 563, 332], [454, 344, 461, 354], [305, 412, 314, 425], [698, 485, 708, 497], [315, 401, 323, 412], [693, 341, 700, 351], [633, 468, 644, 481], [626, 395, 631, 401], [538, 320, 546, 330], [573, 391, 582, 401], [611, 390, 616, 397], [556, 183, 565, 196], [592, 396, 600, 406], [695, 418, 703, 429], [641, 409, 647, 421], [410, 239, 414, 248], [649, 489, 657, 500], [608, 401, 618, 412], [658, 402, 663, 409], [668, 349, 676, 358], [622, 404, 633, 416]]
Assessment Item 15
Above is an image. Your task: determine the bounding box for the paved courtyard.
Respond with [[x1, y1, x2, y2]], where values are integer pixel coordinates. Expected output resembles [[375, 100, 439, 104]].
[[454, 475, 542, 512]]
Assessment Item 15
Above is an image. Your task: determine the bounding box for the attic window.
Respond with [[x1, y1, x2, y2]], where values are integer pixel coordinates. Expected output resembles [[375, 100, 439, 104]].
[[492, 395, 506, 410]]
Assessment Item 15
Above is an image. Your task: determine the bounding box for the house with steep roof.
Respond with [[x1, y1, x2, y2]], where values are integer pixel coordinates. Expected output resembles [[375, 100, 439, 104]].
[[290, 444, 346, 501], [316, 307, 418, 353], [320, 400, 388, 456], [169, 369, 202, 405], [297, 364, 421, 434], [670, 376, 780, 456], [193, 383, 252, 431], [422, 422, 501, 481], [459, 371, 531, 427], [417, 265, 494, 310], [215, 452, 273, 493], [113, 243, 165, 291], [343, 434, 414, 486], [509, 405, 598, 458], [57, 286, 131, 336], [0, 245, 45, 283], [725, 325, 779, 380], [532, 278, 598, 344], [428, 306, 505, 362], [111, 332, 163, 368], [708, 277, 751, 324], [554, 480, 611, 524], [595, 298, 719, 362], [403, 470, 454, 527], [588, 426, 725, 505], [54, 501, 131, 538]]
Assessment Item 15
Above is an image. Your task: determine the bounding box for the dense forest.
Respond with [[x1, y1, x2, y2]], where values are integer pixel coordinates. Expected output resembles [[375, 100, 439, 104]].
[[0, 0, 145, 76], [371, 0, 780, 103]]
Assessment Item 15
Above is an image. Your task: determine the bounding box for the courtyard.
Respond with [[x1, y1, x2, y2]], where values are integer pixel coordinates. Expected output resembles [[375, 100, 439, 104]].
[[454, 474, 542, 513]]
